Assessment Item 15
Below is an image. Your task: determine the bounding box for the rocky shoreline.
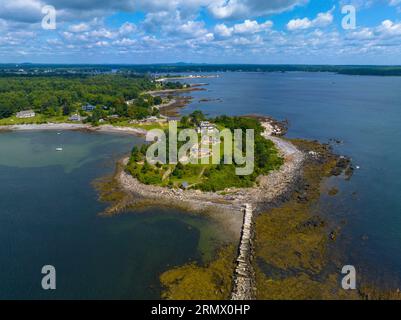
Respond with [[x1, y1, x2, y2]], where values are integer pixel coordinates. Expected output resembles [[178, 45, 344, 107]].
[[113, 120, 306, 246], [117, 121, 305, 214]]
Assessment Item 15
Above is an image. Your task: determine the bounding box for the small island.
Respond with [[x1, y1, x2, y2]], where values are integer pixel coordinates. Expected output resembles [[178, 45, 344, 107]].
[[126, 112, 284, 192]]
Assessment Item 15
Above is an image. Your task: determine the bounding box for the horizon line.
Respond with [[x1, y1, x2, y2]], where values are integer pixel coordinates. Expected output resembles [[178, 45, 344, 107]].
[[1, 63, 401, 67]]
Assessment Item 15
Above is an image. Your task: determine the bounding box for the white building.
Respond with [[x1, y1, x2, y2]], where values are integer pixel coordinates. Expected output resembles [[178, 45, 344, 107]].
[[201, 135, 220, 145], [16, 110, 35, 118], [197, 121, 217, 135], [69, 114, 82, 122], [190, 144, 212, 159]]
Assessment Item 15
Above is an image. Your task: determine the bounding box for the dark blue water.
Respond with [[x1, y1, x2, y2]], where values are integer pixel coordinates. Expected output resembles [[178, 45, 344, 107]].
[[181, 72, 401, 286], [0, 131, 225, 299]]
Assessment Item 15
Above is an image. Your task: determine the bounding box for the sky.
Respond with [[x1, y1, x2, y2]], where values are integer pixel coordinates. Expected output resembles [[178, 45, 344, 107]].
[[0, 0, 400, 64]]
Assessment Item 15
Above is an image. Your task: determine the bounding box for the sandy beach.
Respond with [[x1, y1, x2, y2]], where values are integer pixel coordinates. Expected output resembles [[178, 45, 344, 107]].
[[0, 123, 147, 136]]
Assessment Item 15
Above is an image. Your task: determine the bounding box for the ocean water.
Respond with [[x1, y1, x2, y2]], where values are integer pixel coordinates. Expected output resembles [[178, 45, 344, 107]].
[[0, 131, 225, 299], [1, 72, 400, 298], [180, 72, 401, 286]]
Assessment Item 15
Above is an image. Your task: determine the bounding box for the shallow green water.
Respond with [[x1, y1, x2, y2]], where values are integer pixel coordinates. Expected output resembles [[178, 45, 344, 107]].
[[0, 130, 226, 299]]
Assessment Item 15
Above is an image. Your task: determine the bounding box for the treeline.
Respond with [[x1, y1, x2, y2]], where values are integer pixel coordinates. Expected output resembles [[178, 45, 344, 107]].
[[0, 75, 155, 119], [0, 75, 184, 120], [2, 64, 401, 76]]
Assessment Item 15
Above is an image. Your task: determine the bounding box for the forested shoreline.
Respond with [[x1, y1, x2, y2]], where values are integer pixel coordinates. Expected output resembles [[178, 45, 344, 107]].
[[2, 64, 401, 76], [0, 75, 183, 123]]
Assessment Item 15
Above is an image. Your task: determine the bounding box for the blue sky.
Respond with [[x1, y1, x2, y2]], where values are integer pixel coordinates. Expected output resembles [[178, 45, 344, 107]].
[[0, 0, 400, 64]]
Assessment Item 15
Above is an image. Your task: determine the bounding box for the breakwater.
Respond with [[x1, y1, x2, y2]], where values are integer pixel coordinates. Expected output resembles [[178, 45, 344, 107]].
[[231, 203, 256, 300]]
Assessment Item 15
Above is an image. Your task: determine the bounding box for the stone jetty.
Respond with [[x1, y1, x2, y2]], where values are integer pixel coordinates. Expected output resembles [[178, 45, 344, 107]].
[[231, 203, 256, 300]]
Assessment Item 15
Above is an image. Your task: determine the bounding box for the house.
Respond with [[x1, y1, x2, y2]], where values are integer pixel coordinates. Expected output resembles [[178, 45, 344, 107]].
[[190, 144, 212, 159], [16, 110, 35, 118], [197, 121, 217, 134], [130, 116, 165, 125], [69, 114, 82, 122], [126, 99, 136, 105], [82, 104, 95, 111], [201, 135, 220, 145], [146, 116, 159, 123]]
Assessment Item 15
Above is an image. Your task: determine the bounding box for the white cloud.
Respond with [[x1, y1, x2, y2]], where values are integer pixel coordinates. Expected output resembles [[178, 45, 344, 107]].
[[313, 10, 334, 27], [0, 0, 43, 23], [214, 23, 233, 37], [233, 19, 273, 34], [208, 0, 307, 19], [119, 22, 136, 35], [113, 38, 136, 46], [69, 23, 90, 32], [177, 20, 207, 37], [214, 19, 272, 38], [94, 40, 109, 47], [377, 20, 401, 36], [287, 7, 334, 31], [89, 28, 116, 39], [347, 28, 374, 40], [287, 17, 312, 31]]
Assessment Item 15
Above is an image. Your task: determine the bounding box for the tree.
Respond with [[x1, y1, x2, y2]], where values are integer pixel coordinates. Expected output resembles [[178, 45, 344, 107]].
[[0, 103, 13, 119], [189, 110, 206, 126], [62, 105, 72, 116], [154, 96, 162, 105], [180, 115, 190, 128], [0, 75, 157, 121]]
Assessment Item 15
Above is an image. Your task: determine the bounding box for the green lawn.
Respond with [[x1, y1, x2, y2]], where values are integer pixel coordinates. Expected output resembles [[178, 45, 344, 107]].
[[113, 120, 169, 131], [0, 114, 70, 125], [0, 114, 169, 132]]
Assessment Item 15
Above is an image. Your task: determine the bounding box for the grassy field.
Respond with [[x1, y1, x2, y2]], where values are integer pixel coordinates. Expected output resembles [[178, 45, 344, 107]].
[[0, 113, 170, 133], [110, 120, 169, 131], [0, 114, 70, 125]]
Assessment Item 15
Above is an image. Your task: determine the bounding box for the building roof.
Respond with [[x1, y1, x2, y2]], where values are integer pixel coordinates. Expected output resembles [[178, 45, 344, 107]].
[[17, 109, 35, 114]]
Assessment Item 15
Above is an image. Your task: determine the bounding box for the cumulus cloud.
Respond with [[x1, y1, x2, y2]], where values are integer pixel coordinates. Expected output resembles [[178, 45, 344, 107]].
[[287, 7, 334, 31], [346, 28, 374, 40], [0, 0, 136, 24], [233, 20, 273, 34], [0, 0, 307, 28], [119, 22, 136, 35], [112, 38, 136, 47], [377, 20, 401, 36], [177, 20, 208, 37], [1, 0, 401, 64], [0, 0, 44, 23], [214, 23, 233, 37], [69, 23, 90, 32], [215, 19, 273, 38], [208, 0, 307, 19]]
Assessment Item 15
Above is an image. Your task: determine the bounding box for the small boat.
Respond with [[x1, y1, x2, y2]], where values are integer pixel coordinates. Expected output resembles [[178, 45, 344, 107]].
[[56, 147, 63, 151]]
